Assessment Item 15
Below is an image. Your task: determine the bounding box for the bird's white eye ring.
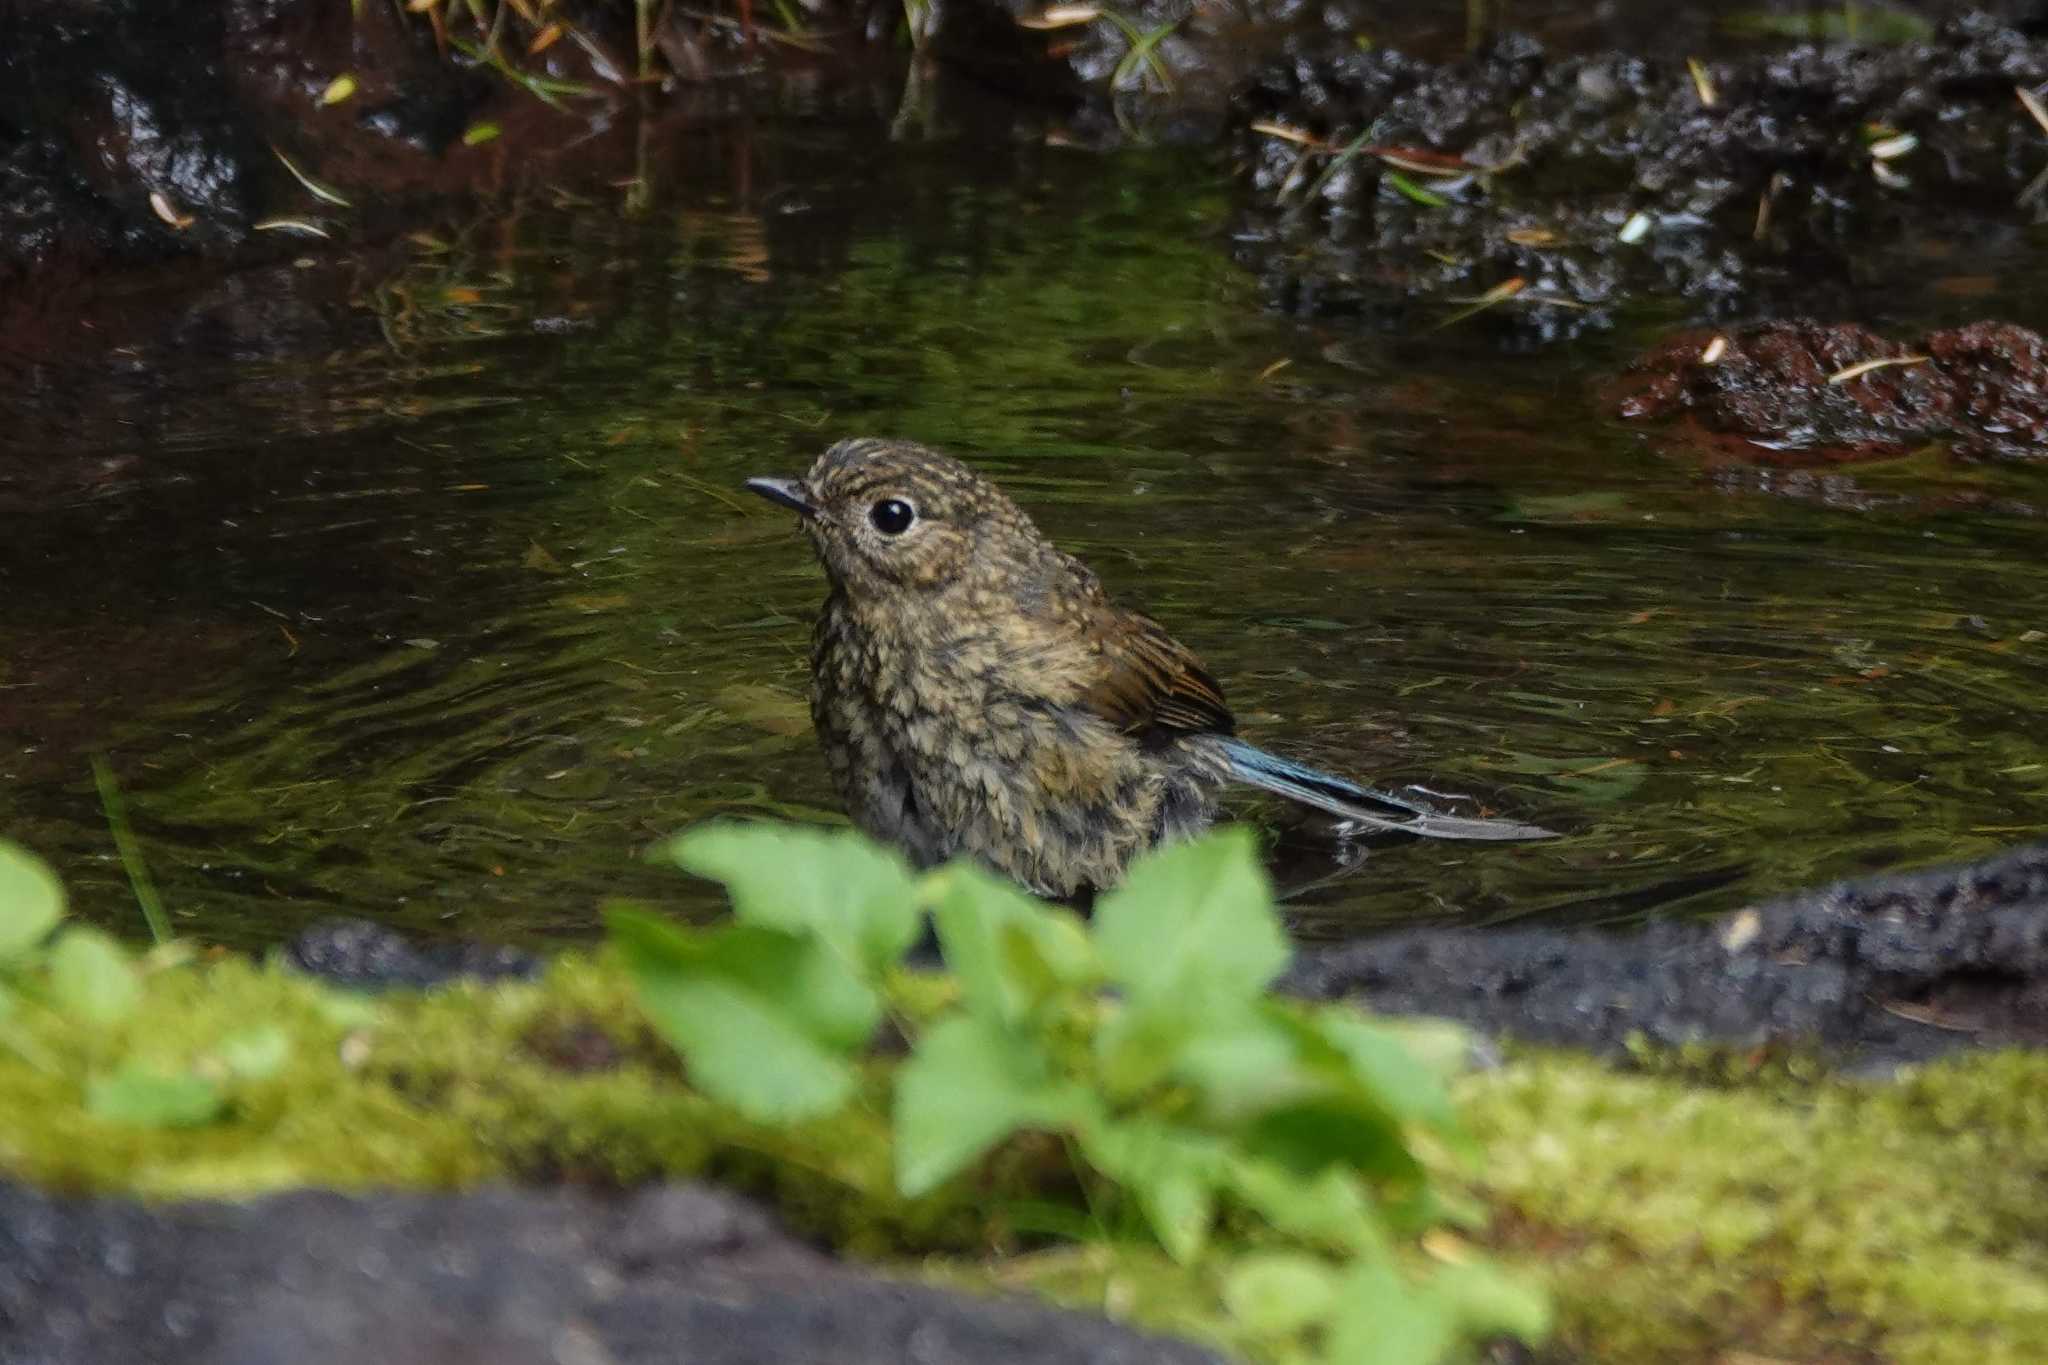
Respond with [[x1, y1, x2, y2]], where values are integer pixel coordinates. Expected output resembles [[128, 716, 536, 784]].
[[869, 497, 917, 536]]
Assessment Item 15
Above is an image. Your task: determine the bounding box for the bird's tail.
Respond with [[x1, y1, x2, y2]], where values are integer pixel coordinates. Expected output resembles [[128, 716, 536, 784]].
[[1217, 738, 1558, 842]]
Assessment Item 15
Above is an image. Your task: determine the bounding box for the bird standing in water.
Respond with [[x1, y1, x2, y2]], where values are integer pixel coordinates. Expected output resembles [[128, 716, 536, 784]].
[[746, 438, 1553, 899]]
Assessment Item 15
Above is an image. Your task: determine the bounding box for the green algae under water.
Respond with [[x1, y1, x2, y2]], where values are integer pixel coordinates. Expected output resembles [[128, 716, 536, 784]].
[[2, 111, 2045, 949]]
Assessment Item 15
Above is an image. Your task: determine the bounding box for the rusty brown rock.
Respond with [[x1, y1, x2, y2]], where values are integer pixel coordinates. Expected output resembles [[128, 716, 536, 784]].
[[1614, 319, 2048, 460]]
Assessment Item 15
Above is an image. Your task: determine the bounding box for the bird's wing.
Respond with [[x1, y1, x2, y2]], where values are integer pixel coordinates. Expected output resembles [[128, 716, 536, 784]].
[[1077, 609, 1236, 739]]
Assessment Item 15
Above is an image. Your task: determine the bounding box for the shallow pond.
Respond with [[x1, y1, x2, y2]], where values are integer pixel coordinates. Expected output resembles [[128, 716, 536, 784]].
[[4, 76, 2045, 947]]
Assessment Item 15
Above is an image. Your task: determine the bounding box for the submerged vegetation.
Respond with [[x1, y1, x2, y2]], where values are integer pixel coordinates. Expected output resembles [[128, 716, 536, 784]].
[[8, 829, 2048, 1360]]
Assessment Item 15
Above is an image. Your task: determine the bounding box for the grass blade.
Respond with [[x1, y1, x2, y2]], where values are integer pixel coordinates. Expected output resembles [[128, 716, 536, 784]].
[[91, 757, 171, 945]]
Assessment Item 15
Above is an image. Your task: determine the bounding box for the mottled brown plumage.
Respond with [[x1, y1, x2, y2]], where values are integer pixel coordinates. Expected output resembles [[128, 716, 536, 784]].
[[746, 438, 1554, 897]]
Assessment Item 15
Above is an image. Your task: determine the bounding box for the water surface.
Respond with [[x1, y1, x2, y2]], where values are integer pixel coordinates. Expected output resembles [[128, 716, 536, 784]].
[[4, 81, 2045, 946]]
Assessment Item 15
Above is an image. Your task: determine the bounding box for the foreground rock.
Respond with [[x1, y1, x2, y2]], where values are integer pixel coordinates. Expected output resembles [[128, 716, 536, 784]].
[[1284, 839, 2048, 1064], [0, 1180, 1224, 1365]]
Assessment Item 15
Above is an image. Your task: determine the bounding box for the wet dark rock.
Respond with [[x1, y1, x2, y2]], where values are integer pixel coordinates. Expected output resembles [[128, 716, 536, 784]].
[[1226, 15, 2048, 337], [286, 918, 541, 991], [1281, 840, 2048, 1064], [1615, 318, 2048, 458], [289, 840, 2048, 1066], [0, 1180, 1224, 1365]]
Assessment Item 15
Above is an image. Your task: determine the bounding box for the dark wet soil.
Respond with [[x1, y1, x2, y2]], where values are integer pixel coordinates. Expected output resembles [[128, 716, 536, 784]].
[[0, 1180, 1224, 1365], [1614, 318, 2048, 460], [1225, 13, 2048, 338]]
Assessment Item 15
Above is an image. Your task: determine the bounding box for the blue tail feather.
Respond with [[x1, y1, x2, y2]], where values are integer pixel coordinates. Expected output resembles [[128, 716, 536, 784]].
[[1217, 738, 1557, 842]]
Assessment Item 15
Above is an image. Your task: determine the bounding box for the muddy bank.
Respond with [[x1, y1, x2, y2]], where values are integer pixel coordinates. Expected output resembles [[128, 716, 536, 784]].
[[1226, 13, 2048, 338], [1284, 839, 2048, 1065], [0, 1180, 1224, 1365], [21, 0, 2048, 350]]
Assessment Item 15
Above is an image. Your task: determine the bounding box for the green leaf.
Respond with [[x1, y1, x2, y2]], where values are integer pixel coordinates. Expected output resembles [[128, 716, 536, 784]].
[[1324, 1261, 1458, 1365], [0, 839, 64, 963], [87, 1064, 223, 1128], [610, 909, 868, 1123], [1093, 828, 1286, 1006], [612, 907, 879, 1049], [928, 862, 1096, 1026], [1228, 1158, 1388, 1255], [1080, 1117, 1228, 1263], [1171, 1002, 1313, 1120], [1312, 1011, 1460, 1136], [46, 928, 139, 1026], [1223, 1252, 1341, 1337], [1091, 993, 1197, 1098], [1248, 1097, 1422, 1183], [212, 1026, 292, 1080], [663, 823, 921, 979], [1432, 1260, 1551, 1343], [895, 1014, 1086, 1196]]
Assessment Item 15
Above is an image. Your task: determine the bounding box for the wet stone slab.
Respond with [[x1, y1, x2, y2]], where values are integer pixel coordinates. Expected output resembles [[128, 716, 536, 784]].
[[284, 840, 2048, 1067], [0, 1180, 1226, 1365], [1281, 840, 2048, 1066]]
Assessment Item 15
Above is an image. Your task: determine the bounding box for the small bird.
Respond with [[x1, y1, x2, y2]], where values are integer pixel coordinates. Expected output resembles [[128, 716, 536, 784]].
[[746, 438, 1554, 898]]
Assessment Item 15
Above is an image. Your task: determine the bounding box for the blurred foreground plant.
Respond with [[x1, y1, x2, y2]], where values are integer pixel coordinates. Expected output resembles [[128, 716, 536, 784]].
[[615, 822, 1549, 1364], [0, 841, 289, 1128]]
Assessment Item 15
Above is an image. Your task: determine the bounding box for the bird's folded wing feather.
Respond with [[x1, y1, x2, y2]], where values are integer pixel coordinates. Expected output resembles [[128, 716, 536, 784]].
[[1077, 610, 1235, 738]]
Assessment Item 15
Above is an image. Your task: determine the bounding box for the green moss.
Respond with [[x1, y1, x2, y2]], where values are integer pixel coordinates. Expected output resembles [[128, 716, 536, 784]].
[[7, 954, 2048, 1362], [1463, 1049, 2048, 1363]]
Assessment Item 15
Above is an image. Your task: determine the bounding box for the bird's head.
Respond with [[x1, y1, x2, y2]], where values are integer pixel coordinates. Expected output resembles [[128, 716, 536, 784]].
[[746, 438, 1044, 602]]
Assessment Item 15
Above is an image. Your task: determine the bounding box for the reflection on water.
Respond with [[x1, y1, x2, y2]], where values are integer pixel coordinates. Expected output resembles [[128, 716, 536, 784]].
[[2, 89, 2045, 947]]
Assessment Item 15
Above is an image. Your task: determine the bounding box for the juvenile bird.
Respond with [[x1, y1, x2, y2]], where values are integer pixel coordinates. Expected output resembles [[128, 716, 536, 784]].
[[746, 438, 1554, 898]]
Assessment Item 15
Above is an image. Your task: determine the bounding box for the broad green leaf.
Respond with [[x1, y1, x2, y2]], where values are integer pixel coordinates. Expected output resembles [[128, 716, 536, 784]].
[[1093, 828, 1286, 1006], [1312, 1011, 1460, 1136], [895, 1014, 1085, 1196], [0, 840, 64, 963], [610, 909, 868, 1122], [611, 907, 878, 1049], [1432, 1260, 1551, 1343], [1323, 1261, 1458, 1365], [1079, 1117, 1228, 1263], [1223, 1252, 1341, 1337], [928, 862, 1096, 1025], [46, 928, 139, 1026], [212, 1026, 292, 1080], [87, 1065, 223, 1128], [664, 823, 921, 979], [1248, 1097, 1422, 1183], [1228, 1158, 1388, 1255], [1090, 993, 1197, 1098], [1171, 1002, 1312, 1120]]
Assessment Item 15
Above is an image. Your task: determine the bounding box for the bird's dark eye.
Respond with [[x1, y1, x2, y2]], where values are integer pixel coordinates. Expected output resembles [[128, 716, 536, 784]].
[[868, 498, 916, 536]]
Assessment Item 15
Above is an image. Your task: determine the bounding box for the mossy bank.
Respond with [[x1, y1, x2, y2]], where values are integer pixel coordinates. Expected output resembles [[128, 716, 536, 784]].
[[5, 949, 2045, 1363]]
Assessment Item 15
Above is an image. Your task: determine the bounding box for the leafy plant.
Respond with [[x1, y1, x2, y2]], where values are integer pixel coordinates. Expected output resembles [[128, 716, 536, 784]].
[[615, 821, 1549, 1363], [0, 839, 255, 1127]]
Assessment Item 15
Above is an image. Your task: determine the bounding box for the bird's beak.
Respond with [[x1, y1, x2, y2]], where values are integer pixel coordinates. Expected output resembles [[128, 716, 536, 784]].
[[744, 476, 816, 518]]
